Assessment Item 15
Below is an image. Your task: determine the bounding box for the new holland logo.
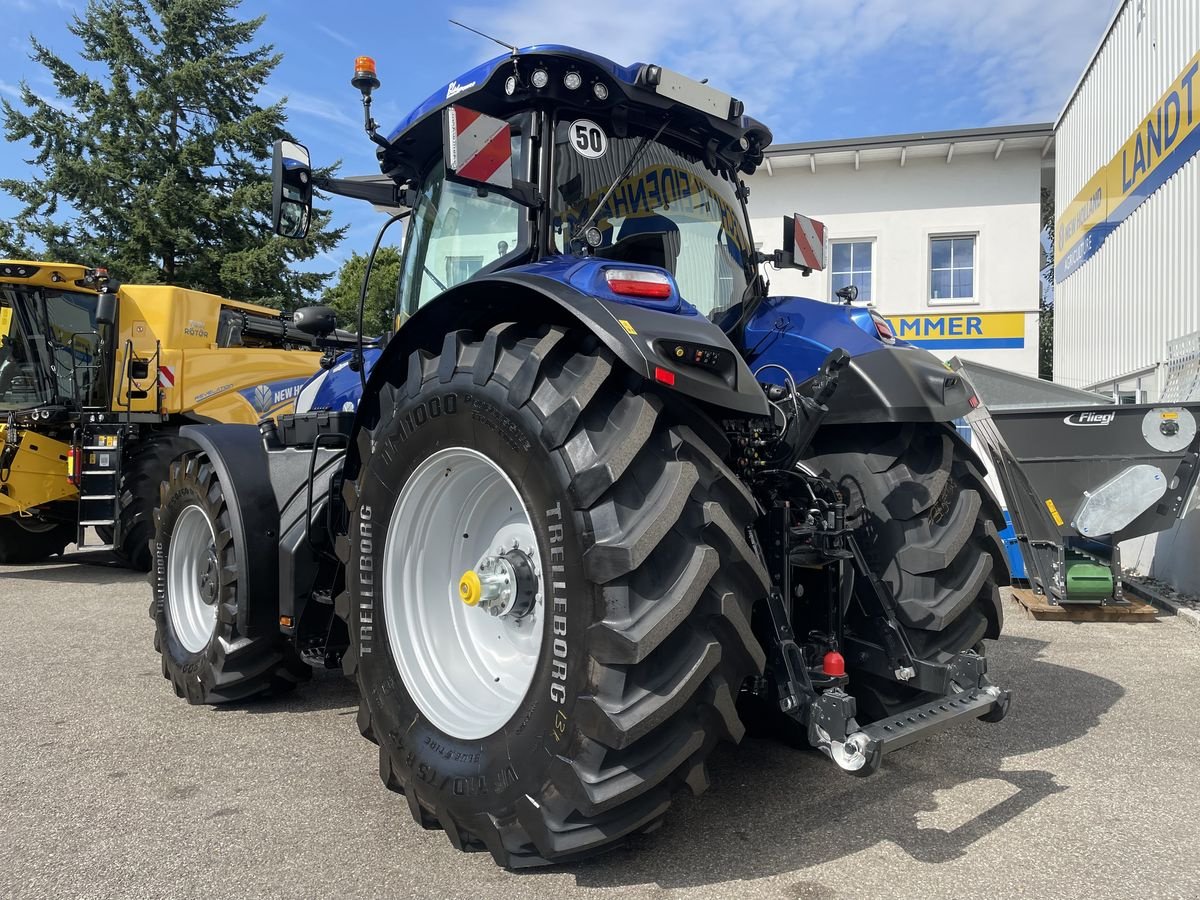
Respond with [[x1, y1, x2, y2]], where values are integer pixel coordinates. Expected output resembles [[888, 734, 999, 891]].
[[253, 383, 273, 414], [446, 79, 476, 99], [1064, 410, 1116, 427]]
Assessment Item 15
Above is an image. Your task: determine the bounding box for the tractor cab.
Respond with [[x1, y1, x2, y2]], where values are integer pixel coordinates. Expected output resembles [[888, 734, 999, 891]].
[[273, 46, 824, 336], [0, 262, 109, 414]]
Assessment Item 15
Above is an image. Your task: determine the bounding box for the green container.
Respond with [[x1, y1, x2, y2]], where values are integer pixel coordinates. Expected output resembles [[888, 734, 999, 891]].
[[1064, 558, 1115, 604]]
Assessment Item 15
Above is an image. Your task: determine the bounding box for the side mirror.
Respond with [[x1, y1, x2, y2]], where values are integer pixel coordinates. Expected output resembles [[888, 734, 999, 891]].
[[95, 289, 117, 326], [293, 305, 337, 338], [442, 105, 514, 190], [777, 213, 827, 274], [272, 139, 313, 239]]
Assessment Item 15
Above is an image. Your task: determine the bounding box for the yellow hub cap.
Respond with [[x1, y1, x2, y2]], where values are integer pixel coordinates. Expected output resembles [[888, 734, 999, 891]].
[[458, 570, 481, 606]]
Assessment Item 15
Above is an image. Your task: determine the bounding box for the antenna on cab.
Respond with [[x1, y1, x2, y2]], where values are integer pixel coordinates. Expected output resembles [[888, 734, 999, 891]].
[[448, 19, 517, 55]]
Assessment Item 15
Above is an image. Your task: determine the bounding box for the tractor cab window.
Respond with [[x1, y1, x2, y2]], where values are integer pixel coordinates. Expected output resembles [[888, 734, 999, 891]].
[[398, 123, 527, 317], [550, 121, 755, 319], [1, 286, 102, 410]]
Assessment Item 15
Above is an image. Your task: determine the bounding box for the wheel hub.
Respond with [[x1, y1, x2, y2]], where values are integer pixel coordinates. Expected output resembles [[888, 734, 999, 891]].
[[459, 547, 538, 617]]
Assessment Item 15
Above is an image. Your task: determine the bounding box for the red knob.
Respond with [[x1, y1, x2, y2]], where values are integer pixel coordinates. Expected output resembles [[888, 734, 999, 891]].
[[822, 651, 845, 677]]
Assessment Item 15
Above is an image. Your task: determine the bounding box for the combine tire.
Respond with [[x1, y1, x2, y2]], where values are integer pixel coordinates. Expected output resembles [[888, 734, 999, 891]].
[[114, 433, 191, 571], [339, 324, 769, 866], [150, 450, 310, 704], [808, 422, 1007, 719], [0, 514, 74, 564]]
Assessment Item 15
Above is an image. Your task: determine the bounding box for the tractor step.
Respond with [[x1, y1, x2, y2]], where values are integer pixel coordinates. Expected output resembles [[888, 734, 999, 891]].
[[860, 686, 1009, 755]]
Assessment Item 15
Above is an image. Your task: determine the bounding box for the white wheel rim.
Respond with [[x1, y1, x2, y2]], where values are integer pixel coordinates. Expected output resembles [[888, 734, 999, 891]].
[[383, 447, 546, 740], [167, 504, 220, 654]]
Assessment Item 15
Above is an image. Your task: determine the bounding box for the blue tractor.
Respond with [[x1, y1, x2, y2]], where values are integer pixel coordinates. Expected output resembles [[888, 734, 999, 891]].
[[150, 47, 1009, 866]]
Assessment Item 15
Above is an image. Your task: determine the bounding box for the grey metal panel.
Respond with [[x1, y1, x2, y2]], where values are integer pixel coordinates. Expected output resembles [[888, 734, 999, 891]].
[[951, 357, 1112, 409]]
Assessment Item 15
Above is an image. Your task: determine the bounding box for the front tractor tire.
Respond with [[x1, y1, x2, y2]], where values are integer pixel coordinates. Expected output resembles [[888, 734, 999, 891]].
[[339, 324, 770, 867], [808, 422, 1008, 719], [150, 451, 310, 704]]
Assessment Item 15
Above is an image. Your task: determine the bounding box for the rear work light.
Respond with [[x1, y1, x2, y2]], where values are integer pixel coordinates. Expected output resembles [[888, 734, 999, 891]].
[[604, 268, 672, 299]]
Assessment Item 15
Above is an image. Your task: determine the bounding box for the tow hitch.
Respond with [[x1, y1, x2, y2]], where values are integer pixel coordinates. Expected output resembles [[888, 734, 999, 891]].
[[805, 651, 1009, 776], [751, 438, 1011, 777]]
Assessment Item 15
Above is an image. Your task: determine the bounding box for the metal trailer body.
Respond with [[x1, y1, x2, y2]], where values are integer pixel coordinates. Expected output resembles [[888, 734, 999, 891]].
[[956, 358, 1200, 603]]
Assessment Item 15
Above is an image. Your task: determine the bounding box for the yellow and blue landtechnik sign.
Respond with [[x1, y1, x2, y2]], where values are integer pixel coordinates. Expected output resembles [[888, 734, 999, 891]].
[[883, 312, 1025, 349], [1055, 49, 1200, 283]]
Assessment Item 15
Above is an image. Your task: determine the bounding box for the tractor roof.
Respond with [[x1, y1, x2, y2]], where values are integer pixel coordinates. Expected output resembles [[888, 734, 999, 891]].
[[379, 45, 772, 178]]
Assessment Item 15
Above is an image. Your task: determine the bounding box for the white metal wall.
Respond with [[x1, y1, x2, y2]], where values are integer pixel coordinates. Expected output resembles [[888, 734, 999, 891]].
[[1054, 0, 1200, 393]]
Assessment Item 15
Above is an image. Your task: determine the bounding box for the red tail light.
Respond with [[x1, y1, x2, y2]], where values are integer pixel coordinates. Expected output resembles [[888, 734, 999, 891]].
[[605, 268, 672, 299], [871, 312, 895, 344]]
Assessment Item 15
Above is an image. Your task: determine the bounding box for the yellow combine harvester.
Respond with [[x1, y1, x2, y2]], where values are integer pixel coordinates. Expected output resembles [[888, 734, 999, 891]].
[[0, 259, 326, 567]]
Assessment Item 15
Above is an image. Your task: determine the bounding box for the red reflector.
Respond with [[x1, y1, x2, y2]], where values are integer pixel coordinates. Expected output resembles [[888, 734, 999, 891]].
[[654, 366, 676, 386], [822, 651, 845, 677], [607, 278, 672, 299], [968, 395, 980, 408]]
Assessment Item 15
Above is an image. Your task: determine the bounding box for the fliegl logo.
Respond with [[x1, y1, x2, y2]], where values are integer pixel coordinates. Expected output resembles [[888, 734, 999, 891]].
[[1064, 410, 1116, 427]]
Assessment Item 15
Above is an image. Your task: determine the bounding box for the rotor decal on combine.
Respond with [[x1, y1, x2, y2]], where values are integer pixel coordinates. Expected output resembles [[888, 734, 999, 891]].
[[157, 365, 176, 389], [446, 105, 513, 188]]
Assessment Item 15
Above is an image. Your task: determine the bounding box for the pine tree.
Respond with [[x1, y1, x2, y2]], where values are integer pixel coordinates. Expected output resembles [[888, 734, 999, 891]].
[[322, 246, 402, 338], [0, 0, 343, 306]]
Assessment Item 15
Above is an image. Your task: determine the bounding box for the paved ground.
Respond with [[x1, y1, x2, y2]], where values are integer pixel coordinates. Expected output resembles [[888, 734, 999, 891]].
[[2, 549, 1199, 900]]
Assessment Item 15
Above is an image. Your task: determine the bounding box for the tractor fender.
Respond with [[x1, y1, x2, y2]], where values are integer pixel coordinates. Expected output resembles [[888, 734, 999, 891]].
[[359, 271, 772, 424], [177, 424, 279, 638], [811, 346, 976, 426]]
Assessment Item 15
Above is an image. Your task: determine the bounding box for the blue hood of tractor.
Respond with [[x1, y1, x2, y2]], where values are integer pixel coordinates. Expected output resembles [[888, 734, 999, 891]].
[[742, 295, 909, 384]]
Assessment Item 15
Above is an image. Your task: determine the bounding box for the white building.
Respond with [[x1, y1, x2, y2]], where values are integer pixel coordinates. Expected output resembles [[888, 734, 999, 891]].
[[1052, 0, 1200, 593], [746, 124, 1053, 377], [1053, 0, 1199, 400]]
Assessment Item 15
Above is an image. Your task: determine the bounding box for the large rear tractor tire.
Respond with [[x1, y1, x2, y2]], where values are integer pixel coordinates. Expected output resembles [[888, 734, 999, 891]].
[[808, 422, 1008, 719], [338, 324, 770, 866], [149, 450, 310, 704], [115, 433, 192, 571], [0, 514, 74, 564]]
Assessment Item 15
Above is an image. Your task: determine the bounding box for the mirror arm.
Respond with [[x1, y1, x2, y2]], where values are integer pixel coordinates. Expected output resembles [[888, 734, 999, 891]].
[[755, 249, 813, 277], [313, 174, 405, 207]]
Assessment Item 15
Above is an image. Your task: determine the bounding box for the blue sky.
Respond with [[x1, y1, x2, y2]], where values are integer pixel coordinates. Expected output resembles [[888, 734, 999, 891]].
[[1, 0, 1117, 273]]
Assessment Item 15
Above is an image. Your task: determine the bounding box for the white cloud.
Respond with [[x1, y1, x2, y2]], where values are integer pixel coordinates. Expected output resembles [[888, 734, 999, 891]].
[[316, 24, 355, 49], [0, 79, 20, 100], [266, 86, 358, 129], [454, 0, 1113, 133]]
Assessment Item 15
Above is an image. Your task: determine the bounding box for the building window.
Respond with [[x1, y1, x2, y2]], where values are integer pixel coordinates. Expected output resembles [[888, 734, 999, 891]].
[[930, 235, 975, 303], [831, 240, 873, 301]]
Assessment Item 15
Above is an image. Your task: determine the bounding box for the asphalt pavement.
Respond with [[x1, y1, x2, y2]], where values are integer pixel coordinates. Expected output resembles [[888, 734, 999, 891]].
[[2, 547, 1198, 900]]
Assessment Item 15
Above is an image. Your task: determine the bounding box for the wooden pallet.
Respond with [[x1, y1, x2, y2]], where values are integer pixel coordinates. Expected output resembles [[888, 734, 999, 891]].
[[1009, 586, 1159, 622]]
